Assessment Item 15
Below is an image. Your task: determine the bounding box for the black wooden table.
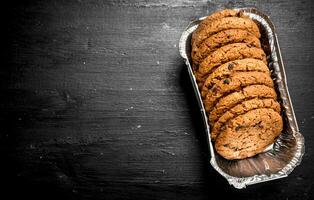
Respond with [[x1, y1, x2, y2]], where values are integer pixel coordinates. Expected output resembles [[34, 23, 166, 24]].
[[2, 0, 314, 199]]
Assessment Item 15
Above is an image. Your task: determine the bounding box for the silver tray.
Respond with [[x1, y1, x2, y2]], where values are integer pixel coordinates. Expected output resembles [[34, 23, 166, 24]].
[[178, 7, 305, 189]]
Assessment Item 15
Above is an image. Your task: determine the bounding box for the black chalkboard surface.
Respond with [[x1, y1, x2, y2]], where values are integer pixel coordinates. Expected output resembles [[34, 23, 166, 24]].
[[2, 0, 314, 199]]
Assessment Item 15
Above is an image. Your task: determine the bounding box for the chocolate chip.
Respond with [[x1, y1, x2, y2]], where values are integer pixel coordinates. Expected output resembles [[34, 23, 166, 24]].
[[235, 126, 242, 131], [228, 63, 234, 70], [237, 11, 243, 17], [223, 79, 230, 84], [211, 85, 217, 93], [258, 121, 264, 128]]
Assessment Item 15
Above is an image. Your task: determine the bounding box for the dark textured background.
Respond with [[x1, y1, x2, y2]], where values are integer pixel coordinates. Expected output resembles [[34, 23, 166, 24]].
[[2, 0, 314, 199]]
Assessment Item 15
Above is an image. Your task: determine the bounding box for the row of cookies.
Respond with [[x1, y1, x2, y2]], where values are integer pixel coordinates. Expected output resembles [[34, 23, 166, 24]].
[[191, 9, 283, 160]]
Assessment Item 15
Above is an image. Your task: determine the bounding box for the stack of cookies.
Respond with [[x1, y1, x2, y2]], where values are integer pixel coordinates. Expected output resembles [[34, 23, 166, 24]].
[[191, 9, 283, 160]]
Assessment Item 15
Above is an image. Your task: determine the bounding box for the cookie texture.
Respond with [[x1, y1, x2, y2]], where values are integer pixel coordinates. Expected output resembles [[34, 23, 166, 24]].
[[211, 98, 280, 140], [191, 9, 241, 46], [201, 58, 270, 98], [209, 85, 277, 124], [192, 29, 261, 66], [195, 43, 267, 86], [215, 108, 283, 160], [192, 17, 261, 49], [203, 71, 274, 112], [189, 9, 283, 160]]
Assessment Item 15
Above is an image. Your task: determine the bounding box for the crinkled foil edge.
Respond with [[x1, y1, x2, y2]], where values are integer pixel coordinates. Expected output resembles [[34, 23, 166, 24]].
[[178, 7, 305, 189]]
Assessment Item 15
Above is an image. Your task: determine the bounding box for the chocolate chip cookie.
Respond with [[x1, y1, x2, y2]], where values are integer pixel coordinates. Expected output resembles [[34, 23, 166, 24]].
[[215, 108, 283, 160], [191, 9, 241, 46], [211, 98, 280, 140], [201, 58, 270, 98], [209, 85, 277, 124], [192, 17, 261, 50], [203, 71, 274, 112], [192, 29, 261, 66], [189, 9, 284, 160], [195, 43, 267, 86]]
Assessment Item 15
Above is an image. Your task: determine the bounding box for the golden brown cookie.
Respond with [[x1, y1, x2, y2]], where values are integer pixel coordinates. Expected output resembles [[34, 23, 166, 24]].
[[192, 17, 261, 50], [195, 43, 267, 86], [191, 9, 241, 46], [201, 58, 270, 98], [215, 108, 283, 160], [189, 9, 284, 160], [203, 72, 274, 112], [211, 98, 280, 140], [209, 85, 277, 124], [192, 29, 261, 66]]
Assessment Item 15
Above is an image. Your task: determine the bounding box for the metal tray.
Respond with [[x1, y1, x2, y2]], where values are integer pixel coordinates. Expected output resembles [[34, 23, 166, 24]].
[[178, 7, 305, 189]]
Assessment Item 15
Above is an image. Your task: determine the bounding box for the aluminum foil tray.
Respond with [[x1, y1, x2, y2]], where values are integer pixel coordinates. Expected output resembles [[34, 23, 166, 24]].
[[178, 7, 305, 189]]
